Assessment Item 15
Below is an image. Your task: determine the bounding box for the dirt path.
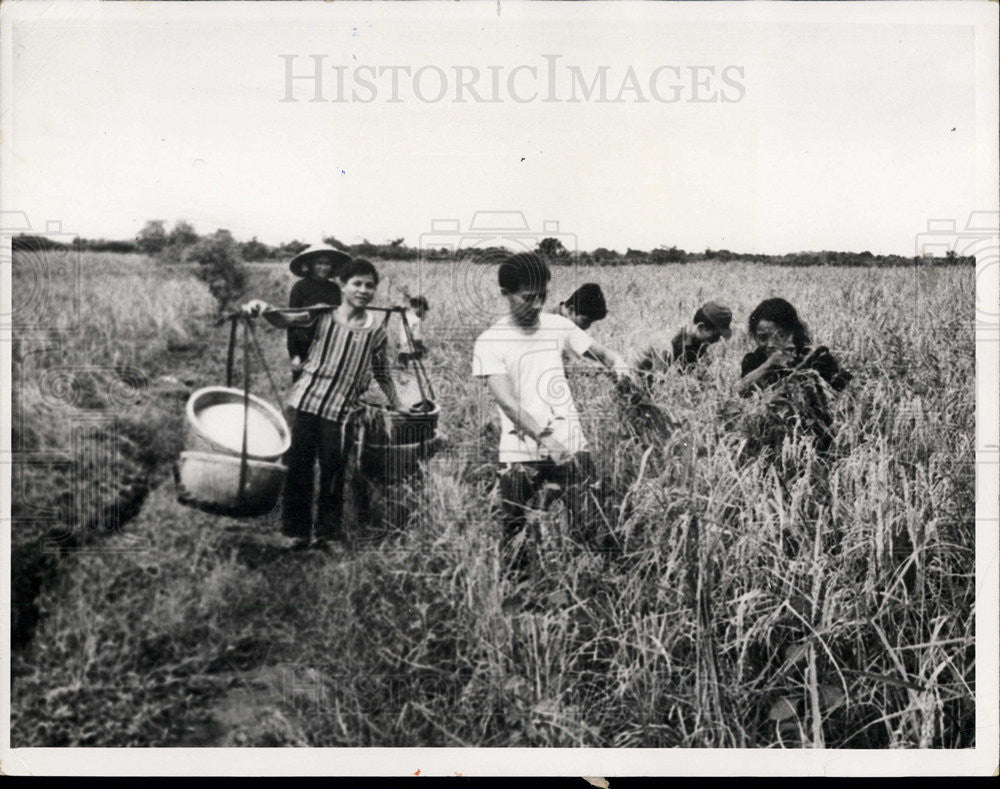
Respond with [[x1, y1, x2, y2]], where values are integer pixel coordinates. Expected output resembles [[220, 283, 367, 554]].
[[13, 274, 438, 745]]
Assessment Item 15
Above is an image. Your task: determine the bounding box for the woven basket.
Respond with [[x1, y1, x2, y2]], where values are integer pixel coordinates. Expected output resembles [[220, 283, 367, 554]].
[[360, 432, 443, 482], [360, 400, 439, 445], [175, 450, 285, 517]]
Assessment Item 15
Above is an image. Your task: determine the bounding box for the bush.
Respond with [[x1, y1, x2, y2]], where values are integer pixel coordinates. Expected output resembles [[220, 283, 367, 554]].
[[322, 236, 350, 251], [187, 231, 248, 310], [136, 220, 168, 256], [72, 238, 138, 254], [537, 237, 569, 260], [156, 243, 188, 265], [649, 246, 688, 264], [592, 247, 618, 264], [239, 237, 273, 262], [278, 240, 309, 258], [167, 220, 199, 248], [13, 235, 68, 252]]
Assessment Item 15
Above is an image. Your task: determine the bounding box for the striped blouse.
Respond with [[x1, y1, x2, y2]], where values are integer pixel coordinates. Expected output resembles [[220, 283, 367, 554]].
[[287, 310, 389, 421]]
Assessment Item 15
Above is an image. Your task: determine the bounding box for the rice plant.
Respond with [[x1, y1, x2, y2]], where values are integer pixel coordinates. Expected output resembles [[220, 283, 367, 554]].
[[11, 254, 975, 748]]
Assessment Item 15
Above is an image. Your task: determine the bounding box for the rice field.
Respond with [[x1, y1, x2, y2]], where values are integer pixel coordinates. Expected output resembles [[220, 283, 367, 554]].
[[11, 252, 975, 748]]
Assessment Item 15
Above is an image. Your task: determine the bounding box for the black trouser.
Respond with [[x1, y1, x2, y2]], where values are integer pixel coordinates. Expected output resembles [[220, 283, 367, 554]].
[[497, 451, 604, 558], [282, 410, 358, 540]]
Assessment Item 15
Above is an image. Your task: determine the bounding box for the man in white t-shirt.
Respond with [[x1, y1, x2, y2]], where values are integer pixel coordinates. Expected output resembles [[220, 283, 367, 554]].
[[472, 252, 632, 572]]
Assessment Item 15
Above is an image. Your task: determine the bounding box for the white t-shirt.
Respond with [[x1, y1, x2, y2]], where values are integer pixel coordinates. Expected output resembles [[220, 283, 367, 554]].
[[472, 312, 593, 463], [399, 310, 422, 348]]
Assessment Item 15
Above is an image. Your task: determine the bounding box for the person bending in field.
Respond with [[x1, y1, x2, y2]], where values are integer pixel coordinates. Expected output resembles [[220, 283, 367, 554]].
[[472, 253, 632, 576], [552, 281, 676, 443], [397, 294, 429, 367], [636, 300, 734, 387], [555, 282, 625, 372], [557, 283, 608, 332], [737, 297, 851, 455], [243, 257, 401, 551], [286, 244, 349, 382]]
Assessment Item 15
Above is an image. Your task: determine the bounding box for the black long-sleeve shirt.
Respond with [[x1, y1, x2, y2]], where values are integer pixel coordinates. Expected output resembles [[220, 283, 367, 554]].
[[740, 345, 851, 394], [286, 278, 342, 360], [740, 344, 851, 433], [739, 345, 851, 454]]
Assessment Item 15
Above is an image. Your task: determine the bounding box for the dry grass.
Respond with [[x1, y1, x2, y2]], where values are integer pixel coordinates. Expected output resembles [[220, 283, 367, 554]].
[[11, 251, 218, 648], [11, 255, 974, 748]]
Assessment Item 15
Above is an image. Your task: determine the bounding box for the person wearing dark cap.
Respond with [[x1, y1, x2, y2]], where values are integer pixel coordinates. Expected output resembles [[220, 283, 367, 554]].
[[674, 301, 734, 367], [637, 300, 734, 383], [287, 244, 351, 381], [557, 282, 608, 332]]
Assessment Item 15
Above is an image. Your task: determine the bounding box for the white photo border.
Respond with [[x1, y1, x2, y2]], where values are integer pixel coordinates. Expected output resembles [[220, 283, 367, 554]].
[[1, 0, 996, 776]]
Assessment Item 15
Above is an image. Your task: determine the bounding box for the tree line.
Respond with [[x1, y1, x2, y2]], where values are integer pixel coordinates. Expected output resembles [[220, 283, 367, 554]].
[[12, 219, 975, 269]]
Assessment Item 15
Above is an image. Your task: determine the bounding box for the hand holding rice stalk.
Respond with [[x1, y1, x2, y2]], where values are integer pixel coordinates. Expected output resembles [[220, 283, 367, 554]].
[[613, 372, 679, 442]]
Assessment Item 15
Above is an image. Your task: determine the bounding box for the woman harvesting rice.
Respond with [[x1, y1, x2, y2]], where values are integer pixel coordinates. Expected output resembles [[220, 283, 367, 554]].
[[737, 297, 851, 455]]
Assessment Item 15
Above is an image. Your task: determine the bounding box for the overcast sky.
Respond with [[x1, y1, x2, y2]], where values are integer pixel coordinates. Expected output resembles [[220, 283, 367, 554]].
[[4, 1, 997, 255]]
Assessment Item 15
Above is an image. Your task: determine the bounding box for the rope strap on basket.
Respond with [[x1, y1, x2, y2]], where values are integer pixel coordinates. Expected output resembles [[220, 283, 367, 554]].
[[237, 317, 251, 504], [398, 307, 436, 403], [223, 313, 286, 507], [247, 318, 285, 410], [219, 306, 339, 509], [226, 315, 239, 388]]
